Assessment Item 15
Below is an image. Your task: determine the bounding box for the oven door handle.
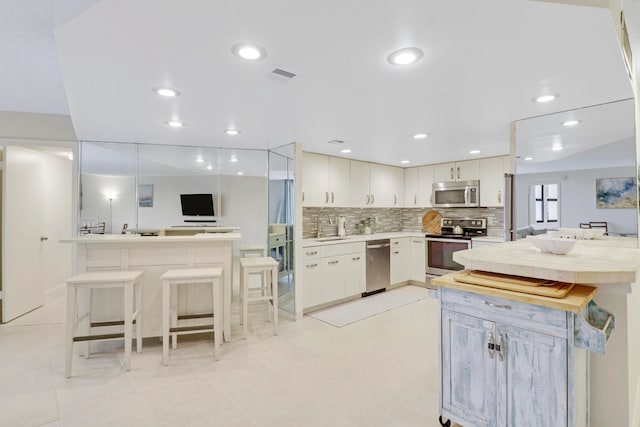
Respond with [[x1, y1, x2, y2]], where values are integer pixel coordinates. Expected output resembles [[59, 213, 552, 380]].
[[425, 237, 472, 245]]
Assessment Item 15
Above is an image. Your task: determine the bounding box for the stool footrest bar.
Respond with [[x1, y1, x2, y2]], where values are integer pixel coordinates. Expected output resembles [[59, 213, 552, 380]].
[[177, 313, 213, 320], [170, 325, 214, 333], [73, 332, 125, 342]]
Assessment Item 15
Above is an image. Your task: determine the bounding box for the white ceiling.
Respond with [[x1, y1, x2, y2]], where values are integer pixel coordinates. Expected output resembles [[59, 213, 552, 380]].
[[0, 0, 636, 168]]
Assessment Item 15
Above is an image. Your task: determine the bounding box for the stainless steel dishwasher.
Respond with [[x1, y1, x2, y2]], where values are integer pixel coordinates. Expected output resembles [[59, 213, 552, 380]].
[[364, 239, 390, 296]]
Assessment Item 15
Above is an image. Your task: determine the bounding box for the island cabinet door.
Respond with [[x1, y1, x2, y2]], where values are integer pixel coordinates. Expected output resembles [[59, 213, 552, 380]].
[[442, 310, 498, 427], [497, 325, 568, 427]]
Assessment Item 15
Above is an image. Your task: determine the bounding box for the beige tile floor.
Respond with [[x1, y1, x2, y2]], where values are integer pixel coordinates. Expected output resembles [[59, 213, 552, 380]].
[[0, 285, 457, 427]]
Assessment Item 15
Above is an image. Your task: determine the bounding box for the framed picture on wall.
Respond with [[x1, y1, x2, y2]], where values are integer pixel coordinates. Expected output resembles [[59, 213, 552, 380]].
[[596, 177, 637, 208], [138, 184, 154, 207]]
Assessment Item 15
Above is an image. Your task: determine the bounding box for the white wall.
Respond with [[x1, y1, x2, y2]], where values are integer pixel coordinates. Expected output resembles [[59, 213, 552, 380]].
[[515, 166, 637, 235]]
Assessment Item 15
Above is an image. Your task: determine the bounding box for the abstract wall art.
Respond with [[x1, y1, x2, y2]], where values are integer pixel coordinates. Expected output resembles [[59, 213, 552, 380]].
[[596, 177, 637, 208]]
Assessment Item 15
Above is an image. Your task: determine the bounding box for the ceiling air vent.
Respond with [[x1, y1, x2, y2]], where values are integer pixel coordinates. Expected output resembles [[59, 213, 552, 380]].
[[272, 68, 296, 79]]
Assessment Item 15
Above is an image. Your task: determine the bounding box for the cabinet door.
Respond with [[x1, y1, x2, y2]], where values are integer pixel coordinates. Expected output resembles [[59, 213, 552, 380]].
[[434, 162, 455, 182], [409, 237, 425, 282], [370, 164, 403, 207], [302, 259, 323, 308], [329, 156, 350, 207], [405, 167, 419, 207], [350, 160, 370, 207], [442, 311, 498, 427], [456, 159, 480, 181], [499, 325, 567, 427], [302, 152, 329, 207], [344, 252, 366, 296], [418, 165, 434, 207], [479, 156, 505, 207], [390, 238, 410, 285]]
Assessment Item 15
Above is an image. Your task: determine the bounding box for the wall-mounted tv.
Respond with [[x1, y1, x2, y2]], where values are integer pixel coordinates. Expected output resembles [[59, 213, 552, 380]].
[[180, 193, 215, 216]]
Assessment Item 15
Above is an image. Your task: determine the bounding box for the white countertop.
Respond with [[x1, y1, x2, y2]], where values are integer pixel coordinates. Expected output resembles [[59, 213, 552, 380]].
[[471, 235, 504, 243], [61, 232, 242, 243], [453, 237, 640, 284], [302, 231, 424, 247]]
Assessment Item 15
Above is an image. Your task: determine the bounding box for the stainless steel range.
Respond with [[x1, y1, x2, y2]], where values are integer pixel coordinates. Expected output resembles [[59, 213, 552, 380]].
[[425, 217, 487, 276]]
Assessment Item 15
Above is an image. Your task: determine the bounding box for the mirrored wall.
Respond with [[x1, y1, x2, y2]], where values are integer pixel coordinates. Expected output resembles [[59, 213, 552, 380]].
[[513, 98, 638, 239]]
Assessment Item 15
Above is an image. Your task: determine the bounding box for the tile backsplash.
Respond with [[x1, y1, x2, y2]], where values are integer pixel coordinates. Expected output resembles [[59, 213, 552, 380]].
[[303, 207, 505, 238]]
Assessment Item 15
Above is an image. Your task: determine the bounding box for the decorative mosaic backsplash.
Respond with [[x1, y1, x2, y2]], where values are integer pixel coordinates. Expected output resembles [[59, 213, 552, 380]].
[[303, 206, 505, 238]]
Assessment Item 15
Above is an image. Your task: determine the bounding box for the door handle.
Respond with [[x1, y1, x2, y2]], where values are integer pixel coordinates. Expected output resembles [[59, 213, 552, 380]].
[[40, 236, 49, 241]]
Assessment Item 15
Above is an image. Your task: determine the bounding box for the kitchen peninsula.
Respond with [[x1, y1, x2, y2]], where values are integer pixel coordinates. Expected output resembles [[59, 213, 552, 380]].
[[448, 237, 640, 427], [61, 232, 241, 341]]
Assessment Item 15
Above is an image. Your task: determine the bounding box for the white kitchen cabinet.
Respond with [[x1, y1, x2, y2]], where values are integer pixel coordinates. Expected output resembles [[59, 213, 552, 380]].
[[349, 160, 370, 207], [439, 286, 594, 427], [433, 160, 479, 182], [405, 166, 434, 207], [404, 167, 419, 207], [390, 237, 410, 285], [302, 242, 366, 309], [370, 164, 404, 207], [302, 152, 350, 207], [409, 237, 425, 283], [479, 156, 507, 207]]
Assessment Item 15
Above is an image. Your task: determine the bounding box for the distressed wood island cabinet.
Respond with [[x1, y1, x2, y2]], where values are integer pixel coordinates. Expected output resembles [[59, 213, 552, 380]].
[[432, 273, 609, 427]]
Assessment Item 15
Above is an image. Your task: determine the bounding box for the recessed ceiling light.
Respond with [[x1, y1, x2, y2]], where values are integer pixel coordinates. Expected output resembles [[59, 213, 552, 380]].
[[562, 120, 581, 127], [469, 150, 481, 154], [387, 47, 424, 65], [224, 128, 241, 135], [206, 163, 213, 170], [232, 43, 267, 60], [341, 149, 352, 154], [413, 133, 428, 140], [153, 87, 180, 97], [166, 120, 185, 128], [534, 94, 558, 103], [195, 155, 204, 163], [400, 160, 410, 164], [237, 171, 244, 175], [229, 155, 238, 162], [524, 156, 534, 161], [551, 145, 563, 151]]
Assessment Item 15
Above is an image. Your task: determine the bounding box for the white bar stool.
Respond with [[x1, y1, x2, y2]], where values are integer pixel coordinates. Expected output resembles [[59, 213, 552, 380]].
[[161, 267, 223, 365], [65, 270, 143, 378], [239, 257, 279, 338]]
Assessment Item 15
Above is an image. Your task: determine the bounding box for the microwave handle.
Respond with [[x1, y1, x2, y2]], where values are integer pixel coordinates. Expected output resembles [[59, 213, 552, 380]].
[[464, 187, 469, 204]]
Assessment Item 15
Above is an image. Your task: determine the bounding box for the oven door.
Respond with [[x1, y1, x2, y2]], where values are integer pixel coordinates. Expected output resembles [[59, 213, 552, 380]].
[[425, 237, 471, 276]]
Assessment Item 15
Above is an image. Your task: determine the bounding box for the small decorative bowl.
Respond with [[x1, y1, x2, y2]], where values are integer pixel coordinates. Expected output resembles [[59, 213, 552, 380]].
[[529, 235, 577, 255]]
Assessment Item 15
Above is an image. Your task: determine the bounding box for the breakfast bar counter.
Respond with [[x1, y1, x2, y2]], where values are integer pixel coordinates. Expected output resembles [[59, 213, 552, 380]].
[[449, 237, 640, 427], [61, 233, 241, 341]]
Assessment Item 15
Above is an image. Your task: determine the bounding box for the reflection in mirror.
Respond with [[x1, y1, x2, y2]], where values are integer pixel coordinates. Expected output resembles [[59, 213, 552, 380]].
[[514, 99, 637, 239], [268, 143, 295, 316]]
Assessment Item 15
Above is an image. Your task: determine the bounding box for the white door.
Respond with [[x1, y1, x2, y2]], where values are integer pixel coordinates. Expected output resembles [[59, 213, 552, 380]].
[[2, 146, 72, 323]]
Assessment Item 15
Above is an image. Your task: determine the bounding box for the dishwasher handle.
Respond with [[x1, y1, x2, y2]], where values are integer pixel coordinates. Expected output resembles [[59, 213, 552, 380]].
[[367, 243, 391, 249]]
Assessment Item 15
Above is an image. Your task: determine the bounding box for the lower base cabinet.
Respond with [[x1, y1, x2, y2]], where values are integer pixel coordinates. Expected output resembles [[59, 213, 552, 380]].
[[438, 287, 598, 427], [303, 242, 365, 309]]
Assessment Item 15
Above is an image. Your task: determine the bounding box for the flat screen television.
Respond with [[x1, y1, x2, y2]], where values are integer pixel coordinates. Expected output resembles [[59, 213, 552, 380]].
[[180, 193, 215, 216]]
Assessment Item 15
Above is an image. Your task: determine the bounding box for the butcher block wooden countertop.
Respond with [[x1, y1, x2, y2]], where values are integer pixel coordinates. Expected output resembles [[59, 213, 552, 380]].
[[432, 270, 597, 313]]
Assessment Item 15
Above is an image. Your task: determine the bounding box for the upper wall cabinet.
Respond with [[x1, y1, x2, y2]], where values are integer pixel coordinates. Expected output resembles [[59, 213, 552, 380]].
[[433, 160, 480, 182], [302, 153, 350, 207], [350, 161, 405, 208], [405, 165, 434, 207], [479, 156, 509, 207]]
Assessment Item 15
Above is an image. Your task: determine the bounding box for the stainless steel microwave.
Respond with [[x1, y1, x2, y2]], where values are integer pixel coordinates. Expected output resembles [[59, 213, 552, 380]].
[[431, 180, 480, 208]]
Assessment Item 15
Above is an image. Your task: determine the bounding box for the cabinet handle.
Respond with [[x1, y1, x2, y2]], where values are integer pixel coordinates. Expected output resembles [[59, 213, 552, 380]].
[[483, 301, 512, 310], [302, 190, 305, 202], [498, 190, 501, 204], [496, 335, 504, 362], [450, 167, 454, 180], [306, 263, 318, 268], [305, 251, 318, 256], [487, 332, 495, 359], [394, 194, 397, 205], [414, 194, 417, 205], [457, 166, 460, 180], [393, 250, 400, 255], [325, 191, 329, 204], [331, 191, 334, 203], [365, 194, 370, 205], [352, 256, 361, 261], [370, 194, 375, 204], [328, 260, 339, 265]]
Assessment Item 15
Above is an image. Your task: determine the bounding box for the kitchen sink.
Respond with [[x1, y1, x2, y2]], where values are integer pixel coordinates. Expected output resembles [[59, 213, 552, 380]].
[[315, 236, 351, 242]]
